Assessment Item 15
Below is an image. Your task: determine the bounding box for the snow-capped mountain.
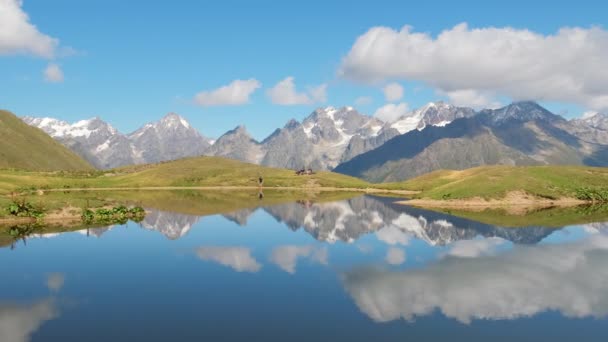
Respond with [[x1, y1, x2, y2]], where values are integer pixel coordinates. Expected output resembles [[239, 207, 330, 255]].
[[140, 209, 201, 240], [22, 116, 137, 169], [581, 112, 608, 130], [22, 102, 481, 170], [479, 101, 561, 125], [263, 196, 556, 245], [566, 112, 608, 145], [335, 101, 608, 182], [341, 102, 474, 163], [23, 113, 212, 169], [262, 106, 385, 169], [389, 102, 476, 134], [128, 113, 211, 164]]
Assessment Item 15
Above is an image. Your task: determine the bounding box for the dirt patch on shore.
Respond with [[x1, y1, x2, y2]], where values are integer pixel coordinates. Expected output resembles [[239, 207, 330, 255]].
[[0, 206, 84, 226], [398, 191, 587, 215]]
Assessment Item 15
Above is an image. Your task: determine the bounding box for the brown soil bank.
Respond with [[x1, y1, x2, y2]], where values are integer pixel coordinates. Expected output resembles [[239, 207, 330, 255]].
[[398, 191, 589, 215]]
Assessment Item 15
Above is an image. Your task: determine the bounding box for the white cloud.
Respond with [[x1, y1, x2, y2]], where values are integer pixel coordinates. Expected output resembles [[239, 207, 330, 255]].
[[0, 0, 58, 58], [383, 82, 404, 102], [354, 96, 373, 106], [373, 102, 409, 122], [443, 237, 506, 258], [308, 83, 328, 103], [270, 245, 328, 274], [0, 300, 58, 342], [267, 77, 327, 105], [46, 273, 65, 292], [375, 224, 411, 246], [340, 23, 608, 111], [342, 233, 608, 324], [385, 247, 406, 265], [43, 63, 63, 83], [443, 89, 501, 109], [196, 246, 262, 273], [194, 79, 261, 106]]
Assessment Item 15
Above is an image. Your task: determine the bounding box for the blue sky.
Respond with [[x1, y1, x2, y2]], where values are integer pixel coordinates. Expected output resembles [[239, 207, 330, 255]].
[[1, 0, 606, 139]]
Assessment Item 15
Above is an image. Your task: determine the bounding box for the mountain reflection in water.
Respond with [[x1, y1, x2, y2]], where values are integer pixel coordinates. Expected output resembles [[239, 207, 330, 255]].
[[126, 195, 561, 245], [2, 194, 608, 341]]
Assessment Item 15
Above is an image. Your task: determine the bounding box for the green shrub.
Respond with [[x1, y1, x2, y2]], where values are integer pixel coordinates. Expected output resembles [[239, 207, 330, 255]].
[[575, 188, 608, 202], [81, 205, 146, 224], [5, 199, 45, 220], [7, 223, 40, 238]]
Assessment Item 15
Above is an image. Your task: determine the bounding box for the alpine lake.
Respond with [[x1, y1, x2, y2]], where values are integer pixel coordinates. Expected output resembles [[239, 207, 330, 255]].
[[2, 190, 608, 341]]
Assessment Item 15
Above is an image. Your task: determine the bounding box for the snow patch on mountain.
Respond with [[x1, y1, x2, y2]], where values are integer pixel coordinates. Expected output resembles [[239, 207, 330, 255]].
[[390, 102, 475, 134]]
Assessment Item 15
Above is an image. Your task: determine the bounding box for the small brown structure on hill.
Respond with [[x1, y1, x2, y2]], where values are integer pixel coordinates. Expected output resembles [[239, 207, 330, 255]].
[[295, 168, 314, 176]]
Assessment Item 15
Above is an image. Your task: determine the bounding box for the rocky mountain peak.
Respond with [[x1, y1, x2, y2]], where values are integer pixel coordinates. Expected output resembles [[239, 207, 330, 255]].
[[390, 101, 475, 134], [153, 112, 192, 130], [225, 125, 252, 137], [482, 101, 559, 125], [580, 112, 608, 130], [284, 118, 301, 130], [206, 125, 264, 164]]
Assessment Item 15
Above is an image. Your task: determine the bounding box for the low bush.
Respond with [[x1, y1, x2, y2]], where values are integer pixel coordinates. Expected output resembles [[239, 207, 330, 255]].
[[81, 205, 146, 224], [575, 187, 608, 202], [5, 199, 45, 220]]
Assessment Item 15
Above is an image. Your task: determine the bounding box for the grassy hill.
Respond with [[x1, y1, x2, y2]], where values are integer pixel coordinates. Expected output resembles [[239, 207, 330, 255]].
[[397, 165, 608, 200], [0, 156, 372, 194], [0, 110, 92, 171], [108, 156, 371, 188]]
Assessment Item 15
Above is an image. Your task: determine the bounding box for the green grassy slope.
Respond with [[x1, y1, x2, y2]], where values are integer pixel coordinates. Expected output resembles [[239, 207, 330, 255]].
[[0, 110, 92, 171], [108, 156, 370, 188], [396, 165, 608, 200], [0, 156, 371, 194]]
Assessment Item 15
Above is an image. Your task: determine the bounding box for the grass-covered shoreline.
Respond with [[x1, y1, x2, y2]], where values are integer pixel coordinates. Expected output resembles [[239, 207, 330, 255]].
[[0, 189, 364, 248], [393, 165, 608, 202], [1, 158, 608, 218]]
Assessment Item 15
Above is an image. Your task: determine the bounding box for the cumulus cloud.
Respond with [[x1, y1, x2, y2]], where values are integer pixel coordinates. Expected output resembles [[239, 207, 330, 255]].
[[383, 82, 404, 102], [0, 299, 58, 342], [443, 237, 506, 258], [196, 246, 262, 273], [342, 233, 608, 324], [442, 89, 501, 109], [43, 63, 64, 83], [0, 0, 58, 57], [357, 243, 374, 254], [373, 102, 409, 122], [354, 96, 373, 106], [46, 273, 65, 292], [194, 79, 261, 106], [267, 77, 327, 105], [385, 247, 406, 265], [339, 23, 608, 111], [375, 224, 411, 246], [269, 245, 328, 274]]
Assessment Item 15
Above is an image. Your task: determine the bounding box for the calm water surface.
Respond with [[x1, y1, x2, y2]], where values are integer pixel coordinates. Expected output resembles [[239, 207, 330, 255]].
[[2, 195, 608, 341]]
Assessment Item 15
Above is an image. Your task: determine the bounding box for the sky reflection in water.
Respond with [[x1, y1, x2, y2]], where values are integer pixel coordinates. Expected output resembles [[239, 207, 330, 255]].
[[1, 195, 607, 341]]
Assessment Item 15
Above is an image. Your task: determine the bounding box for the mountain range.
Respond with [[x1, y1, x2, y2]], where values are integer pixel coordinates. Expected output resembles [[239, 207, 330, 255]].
[[335, 102, 608, 182], [20, 101, 608, 182], [22, 113, 212, 169], [77, 196, 561, 245], [21, 102, 476, 170]]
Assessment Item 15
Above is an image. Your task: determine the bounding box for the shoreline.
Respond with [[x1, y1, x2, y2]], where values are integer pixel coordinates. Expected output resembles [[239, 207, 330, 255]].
[[397, 191, 590, 215], [38, 186, 419, 195], [0, 187, 417, 225]]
